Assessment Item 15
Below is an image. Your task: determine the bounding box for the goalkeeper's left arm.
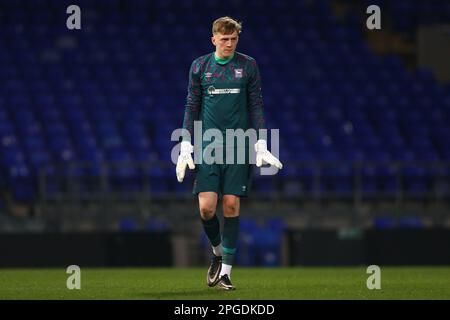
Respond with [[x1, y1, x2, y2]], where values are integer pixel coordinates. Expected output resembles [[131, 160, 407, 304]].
[[247, 60, 283, 170]]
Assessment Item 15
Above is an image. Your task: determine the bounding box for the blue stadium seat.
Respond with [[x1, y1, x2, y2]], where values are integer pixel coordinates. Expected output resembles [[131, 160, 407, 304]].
[[0, 0, 448, 201]]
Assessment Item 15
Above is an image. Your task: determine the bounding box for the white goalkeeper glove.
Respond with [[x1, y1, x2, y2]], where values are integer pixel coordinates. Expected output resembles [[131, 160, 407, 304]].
[[176, 141, 195, 182], [255, 139, 283, 169]]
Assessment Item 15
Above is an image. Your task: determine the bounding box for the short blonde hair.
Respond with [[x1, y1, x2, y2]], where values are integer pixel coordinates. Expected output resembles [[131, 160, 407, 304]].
[[212, 16, 242, 35]]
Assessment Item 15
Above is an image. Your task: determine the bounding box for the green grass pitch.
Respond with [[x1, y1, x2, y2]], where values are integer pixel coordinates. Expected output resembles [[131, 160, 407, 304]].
[[0, 267, 449, 299]]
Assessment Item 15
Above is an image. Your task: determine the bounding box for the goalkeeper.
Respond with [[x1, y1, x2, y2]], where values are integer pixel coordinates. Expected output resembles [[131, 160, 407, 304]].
[[176, 16, 282, 291]]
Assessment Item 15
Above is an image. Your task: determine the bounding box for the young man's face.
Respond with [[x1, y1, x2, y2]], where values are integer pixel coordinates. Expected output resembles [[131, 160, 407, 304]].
[[211, 30, 239, 59]]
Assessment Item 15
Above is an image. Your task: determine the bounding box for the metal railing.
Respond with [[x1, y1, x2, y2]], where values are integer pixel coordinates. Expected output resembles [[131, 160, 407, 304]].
[[30, 160, 450, 231], [37, 160, 450, 206]]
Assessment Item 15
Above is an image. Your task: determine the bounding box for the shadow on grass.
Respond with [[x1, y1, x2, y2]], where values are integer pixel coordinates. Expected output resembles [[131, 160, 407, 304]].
[[136, 288, 234, 299]]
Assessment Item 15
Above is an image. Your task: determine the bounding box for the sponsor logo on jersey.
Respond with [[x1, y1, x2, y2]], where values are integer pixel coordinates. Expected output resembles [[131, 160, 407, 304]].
[[207, 86, 241, 95], [205, 72, 212, 78], [235, 69, 243, 78]]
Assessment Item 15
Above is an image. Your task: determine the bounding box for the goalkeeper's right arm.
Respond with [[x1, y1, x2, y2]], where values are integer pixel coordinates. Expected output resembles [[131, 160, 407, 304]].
[[177, 60, 202, 182], [182, 59, 202, 140]]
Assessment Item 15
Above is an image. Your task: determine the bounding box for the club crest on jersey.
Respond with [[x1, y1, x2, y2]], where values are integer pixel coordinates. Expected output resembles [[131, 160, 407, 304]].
[[234, 69, 243, 78]]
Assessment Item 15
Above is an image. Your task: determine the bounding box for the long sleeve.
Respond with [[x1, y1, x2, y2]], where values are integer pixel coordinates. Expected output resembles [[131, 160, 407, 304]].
[[247, 59, 266, 132], [182, 60, 202, 141]]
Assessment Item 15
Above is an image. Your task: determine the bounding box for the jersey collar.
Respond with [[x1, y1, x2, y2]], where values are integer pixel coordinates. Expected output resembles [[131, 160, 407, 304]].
[[214, 52, 235, 65]]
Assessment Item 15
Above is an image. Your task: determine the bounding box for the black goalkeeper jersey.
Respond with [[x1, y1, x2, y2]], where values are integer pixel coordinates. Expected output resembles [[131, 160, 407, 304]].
[[182, 51, 266, 148]]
